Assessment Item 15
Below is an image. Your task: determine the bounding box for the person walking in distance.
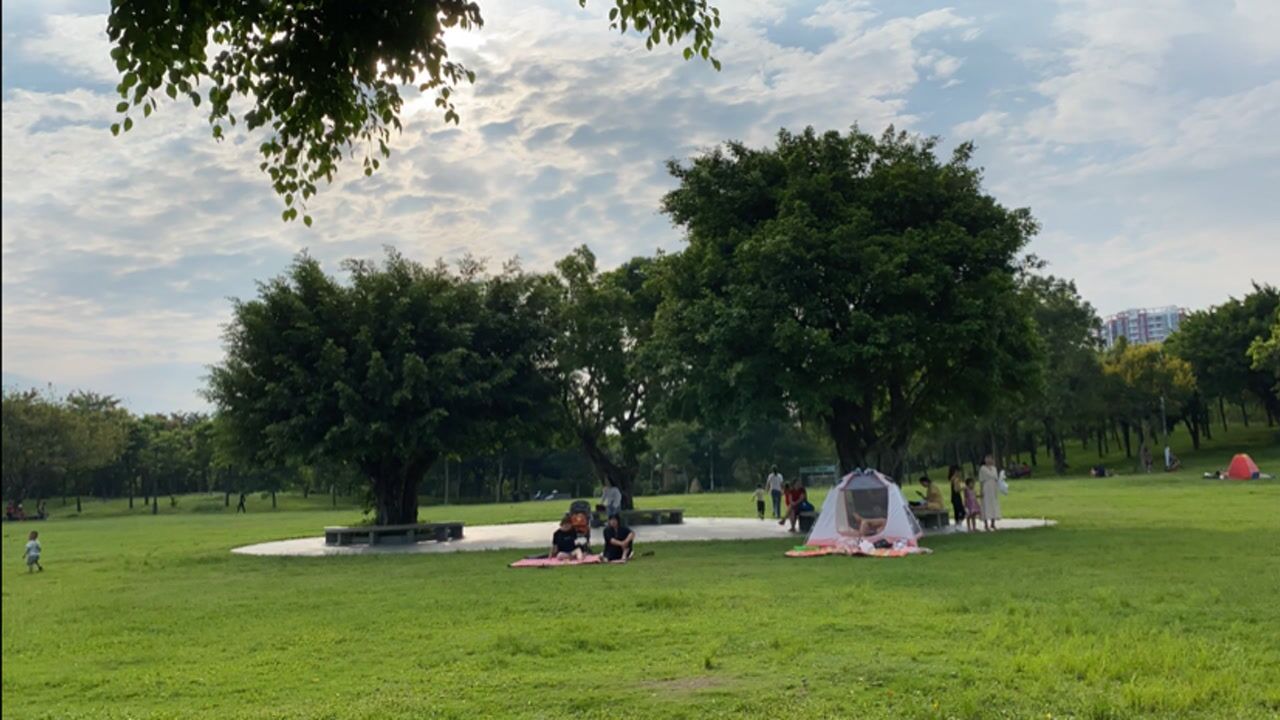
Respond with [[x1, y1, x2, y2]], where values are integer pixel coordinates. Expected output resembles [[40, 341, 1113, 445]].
[[236, 492, 247, 514], [765, 466, 784, 519]]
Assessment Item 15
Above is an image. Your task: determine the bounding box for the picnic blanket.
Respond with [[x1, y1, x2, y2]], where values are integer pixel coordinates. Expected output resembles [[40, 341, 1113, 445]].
[[785, 542, 932, 559], [509, 554, 605, 568]]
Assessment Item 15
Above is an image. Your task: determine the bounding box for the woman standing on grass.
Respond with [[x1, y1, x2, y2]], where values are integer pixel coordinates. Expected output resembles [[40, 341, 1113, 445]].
[[979, 454, 1001, 531]]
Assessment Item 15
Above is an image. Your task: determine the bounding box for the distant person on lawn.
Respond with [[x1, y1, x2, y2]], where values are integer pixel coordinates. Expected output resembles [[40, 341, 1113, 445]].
[[1140, 444, 1153, 473], [779, 481, 812, 532], [979, 455, 1001, 531], [752, 484, 766, 519], [24, 530, 43, 573], [236, 493, 247, 513], [948, 465, 966, 525], [602, 515, 635, 562], [766, 467, 785, 518], [600, 483, 623, 518]]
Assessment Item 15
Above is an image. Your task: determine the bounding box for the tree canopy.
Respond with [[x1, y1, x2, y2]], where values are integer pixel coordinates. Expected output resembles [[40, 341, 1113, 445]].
[[206, 251, 559, 524], [655, 126, 1042, 477], [551, 246, 661, 506], [1168, 283, 1280, 423], [106, 0, 721, 223]]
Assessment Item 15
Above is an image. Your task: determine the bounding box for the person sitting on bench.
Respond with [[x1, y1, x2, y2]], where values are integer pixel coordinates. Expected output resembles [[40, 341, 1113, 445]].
[[602, 514, 636, 562], [915, 477, 944, 511], [549, 515, 589, 560]]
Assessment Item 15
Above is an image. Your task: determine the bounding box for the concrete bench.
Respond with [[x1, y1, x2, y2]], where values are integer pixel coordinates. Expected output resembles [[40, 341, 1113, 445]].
[[324, 522, 464, 546], [911, 507, 950, 530], [591, 508, 684, 525]]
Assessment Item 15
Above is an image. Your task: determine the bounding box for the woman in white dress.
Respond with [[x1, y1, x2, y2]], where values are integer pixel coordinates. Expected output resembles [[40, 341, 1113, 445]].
[[978, 454, 1001, 531]]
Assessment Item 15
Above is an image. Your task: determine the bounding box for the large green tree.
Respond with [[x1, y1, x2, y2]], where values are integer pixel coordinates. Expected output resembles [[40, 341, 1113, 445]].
[[551, 246, 660, 507], [1248, 308, 1280, 396], [107, 1, 721, 222], [207, 251, 559, 524], [656, 126, 1041, 478], [1168, 283, 1280, 425], [1101, 340, 1197, 458], [64, 392, 131, 513], [1021, 275, 1102, 473]]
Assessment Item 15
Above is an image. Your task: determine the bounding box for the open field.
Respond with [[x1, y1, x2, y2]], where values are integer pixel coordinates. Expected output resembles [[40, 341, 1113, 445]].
[[3, 434, 1278, 719]]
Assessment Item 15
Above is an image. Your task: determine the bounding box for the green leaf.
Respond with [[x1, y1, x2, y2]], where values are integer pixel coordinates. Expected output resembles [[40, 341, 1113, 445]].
[[303, 215, 313, 227], [110, 123, 121, 137], [123, 117, 133, 132], [683, 47, 694, 61], [116, 101, 129, 113], [711, 58, 722, 72], [144, 104, 152, 117]]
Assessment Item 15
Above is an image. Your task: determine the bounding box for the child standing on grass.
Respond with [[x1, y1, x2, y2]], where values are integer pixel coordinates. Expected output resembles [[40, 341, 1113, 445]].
[[752, 484, 766, 519], [963, 478, 981, 532], [24, 530, 43, 573]]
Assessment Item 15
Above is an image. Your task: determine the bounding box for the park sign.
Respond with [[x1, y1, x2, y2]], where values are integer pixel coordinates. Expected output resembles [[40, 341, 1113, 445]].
[[799, 465, 839, 485]]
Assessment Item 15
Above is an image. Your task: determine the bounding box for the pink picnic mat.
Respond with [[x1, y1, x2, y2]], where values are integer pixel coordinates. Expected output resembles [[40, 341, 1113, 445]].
[[509, 554, 604, 568]]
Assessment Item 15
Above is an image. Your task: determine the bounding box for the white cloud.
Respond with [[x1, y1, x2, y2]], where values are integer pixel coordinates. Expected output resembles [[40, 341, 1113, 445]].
[[15, 13, 114, 84]]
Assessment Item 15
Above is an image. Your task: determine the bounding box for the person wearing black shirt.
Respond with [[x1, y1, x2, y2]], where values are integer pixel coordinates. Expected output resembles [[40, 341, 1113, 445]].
[[550, 515, 588, 560], [602, 515, 635, 562]]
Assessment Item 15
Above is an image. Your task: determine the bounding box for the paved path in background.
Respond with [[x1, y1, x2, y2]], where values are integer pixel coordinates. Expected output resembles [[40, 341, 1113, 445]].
[[231, 516, 1055, 557]]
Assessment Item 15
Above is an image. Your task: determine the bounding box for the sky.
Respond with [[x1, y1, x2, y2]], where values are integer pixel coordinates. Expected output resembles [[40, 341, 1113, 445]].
[[2, 0, 1279, 414]]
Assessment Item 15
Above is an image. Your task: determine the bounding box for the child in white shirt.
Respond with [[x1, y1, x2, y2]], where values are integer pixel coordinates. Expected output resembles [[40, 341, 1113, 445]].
[[24, 530, 43, 573]]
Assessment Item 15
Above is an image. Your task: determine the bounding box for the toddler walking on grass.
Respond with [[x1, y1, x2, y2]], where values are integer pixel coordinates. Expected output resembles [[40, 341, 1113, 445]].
[[752, 484, 766, 519], [24, 530, 43, 573]]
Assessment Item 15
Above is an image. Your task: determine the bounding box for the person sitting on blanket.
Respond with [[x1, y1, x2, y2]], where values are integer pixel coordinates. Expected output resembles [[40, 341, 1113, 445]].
[[549, 515, 589, 561], [850, 512, 886, 537], [602, 514, 636, 562]]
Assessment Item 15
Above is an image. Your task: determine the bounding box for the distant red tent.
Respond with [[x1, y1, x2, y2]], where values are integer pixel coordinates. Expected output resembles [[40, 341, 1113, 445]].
[[1225, 454, 1260, 480]]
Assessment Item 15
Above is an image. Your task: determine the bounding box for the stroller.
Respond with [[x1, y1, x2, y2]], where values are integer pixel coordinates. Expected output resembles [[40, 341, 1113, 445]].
[[567, 500, 593, 549]]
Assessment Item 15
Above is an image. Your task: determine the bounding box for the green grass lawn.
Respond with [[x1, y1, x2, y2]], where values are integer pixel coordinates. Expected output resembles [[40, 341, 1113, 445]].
[[3, 437, 1279, 719]]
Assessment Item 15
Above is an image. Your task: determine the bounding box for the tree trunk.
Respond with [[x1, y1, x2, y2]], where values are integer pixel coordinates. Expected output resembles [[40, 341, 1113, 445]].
[[496, 456, 504, 504], [579, 434, 638, 509], [1121, 421, 1132, 458], [271, 490, 277, 509], [1044, 419, 1067, 475], [76, 494, 82, 513], [368, 460, 428, 526], [224, 489, 230, 507], [1183, 416, 1201, 450], [443, 458, 450, 505], [331, 483, 337, 508], [303, 486, 309, 499], [1240, 401, 1249, 427]]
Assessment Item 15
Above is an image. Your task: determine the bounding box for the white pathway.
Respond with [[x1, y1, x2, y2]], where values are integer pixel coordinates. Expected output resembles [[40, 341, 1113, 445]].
[[231, 516, 1055, 557]]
